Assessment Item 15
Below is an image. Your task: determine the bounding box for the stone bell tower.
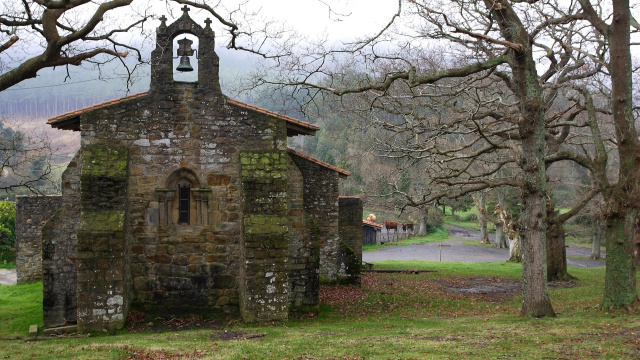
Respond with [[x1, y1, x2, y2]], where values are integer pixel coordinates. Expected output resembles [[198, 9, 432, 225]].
[[150, 6, 221, 94]]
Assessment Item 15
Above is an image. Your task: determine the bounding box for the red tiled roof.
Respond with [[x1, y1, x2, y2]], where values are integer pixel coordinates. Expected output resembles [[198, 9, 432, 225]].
[[47, 93, 319, 137], [287, 148, 350, 178], [363, 220, 383, 228], [227, 99, 318, 136], [48, 92, 148, 130]]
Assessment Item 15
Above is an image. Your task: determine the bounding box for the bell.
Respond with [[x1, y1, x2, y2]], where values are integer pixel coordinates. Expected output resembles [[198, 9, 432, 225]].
[[176, 55, 193, 72]]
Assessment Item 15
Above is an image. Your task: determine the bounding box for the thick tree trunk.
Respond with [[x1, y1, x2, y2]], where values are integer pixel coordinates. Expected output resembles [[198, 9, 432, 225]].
[[519, 192, 554, 317], [486, 0, 555, 317], [418, 206, 428, 236], [591, 218, 602, 260], [601, 211, 640, 310], [599, 0, 640, 311], [546, 217, 572, 281], [494, 188, 508, 248], [494, 222, 507, 248], [546, 201, 573, 281], [508, 237, 522, 262], [473, 193, 490, 244]]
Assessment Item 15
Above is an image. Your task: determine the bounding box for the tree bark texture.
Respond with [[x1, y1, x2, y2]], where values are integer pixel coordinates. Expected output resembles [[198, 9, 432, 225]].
[[494, 222, 507, 248], [508, 235, 522, 263], [418, 206, 428, 236], [591, 218, 603, 260], [545, 202, 573, 281], [602, 212, 640, 310], [486, 0, 555, 317], [599, 0, 640, 311], [473, 193, 490, 244]]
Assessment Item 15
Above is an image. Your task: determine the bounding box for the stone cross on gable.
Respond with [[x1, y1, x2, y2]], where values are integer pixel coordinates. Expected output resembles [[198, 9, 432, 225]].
[[204, 18, 214, 34], [181, 5, 190, 16], [159, 15, 167, 27]]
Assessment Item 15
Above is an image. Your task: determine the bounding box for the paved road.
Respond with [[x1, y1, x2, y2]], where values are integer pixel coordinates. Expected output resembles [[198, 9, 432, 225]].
[[0, 269, 17, 286], [364, 225, 606, 268]]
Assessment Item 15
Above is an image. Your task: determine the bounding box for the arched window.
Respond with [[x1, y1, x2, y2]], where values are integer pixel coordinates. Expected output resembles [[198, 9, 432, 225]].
[[155, 168, 211, 230], [177, 181, 191, 224]]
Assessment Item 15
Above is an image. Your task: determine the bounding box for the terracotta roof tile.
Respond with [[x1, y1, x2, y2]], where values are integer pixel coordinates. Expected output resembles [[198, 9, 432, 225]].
[[287, 148, 350, 177], [363, 220, 383, 228], [47, 93, 318, 137], [227, 99, 319, 134], [48, 92, 148, 128]]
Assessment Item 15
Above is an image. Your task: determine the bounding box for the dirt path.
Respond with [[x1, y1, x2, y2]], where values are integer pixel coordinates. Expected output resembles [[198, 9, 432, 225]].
[[364, 225, 605, 268]]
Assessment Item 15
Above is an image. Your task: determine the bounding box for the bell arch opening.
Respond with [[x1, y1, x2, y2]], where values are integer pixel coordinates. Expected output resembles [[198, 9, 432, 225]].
[[173, 34, 199, 83]]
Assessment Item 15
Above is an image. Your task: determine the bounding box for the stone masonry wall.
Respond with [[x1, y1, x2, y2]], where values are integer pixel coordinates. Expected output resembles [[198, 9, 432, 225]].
[[338, 196, 363, 285], [42, 151, 82, 328], [287, 157, 318, 312], [289, 154, 341, 284], [56, 10, 317, 329], [77, 83, 295, 325], [76, 145, 129, 332], [240, 151, 290, 321], [15, 195, 62, 284]]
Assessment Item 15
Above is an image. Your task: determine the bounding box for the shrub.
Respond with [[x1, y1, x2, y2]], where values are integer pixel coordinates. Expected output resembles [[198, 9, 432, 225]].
[[465, 213, 478, 222], [427, 209, 444, 233], [0, 202, 16, 263]]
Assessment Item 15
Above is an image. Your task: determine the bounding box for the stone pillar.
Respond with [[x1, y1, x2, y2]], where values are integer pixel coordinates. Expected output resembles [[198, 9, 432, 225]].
[[15, 195, 62, 284], [287, 158, 318, 313], [289, 154, 341, 284], [240, 151, 290, 321], [339, 196, 363, 285], [76, 145, 130, 332], [42, 152, 82, 328]]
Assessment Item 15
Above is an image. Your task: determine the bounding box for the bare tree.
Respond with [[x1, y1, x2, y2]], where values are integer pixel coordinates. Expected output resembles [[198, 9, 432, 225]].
[[0, 0, 291, 93], [472, 192, 490, 244], [0, 0, 152, 92], [249, 0, 628, 317], [0, 120, 53, 195], [575, 0, 640, 311]]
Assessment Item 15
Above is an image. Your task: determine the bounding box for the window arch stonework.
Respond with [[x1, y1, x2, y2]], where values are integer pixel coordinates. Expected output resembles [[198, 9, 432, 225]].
[[155, 168, 211, 230]]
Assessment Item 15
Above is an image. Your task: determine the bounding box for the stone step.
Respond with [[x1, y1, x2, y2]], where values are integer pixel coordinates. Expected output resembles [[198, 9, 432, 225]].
[[43, 325, 78, 336]]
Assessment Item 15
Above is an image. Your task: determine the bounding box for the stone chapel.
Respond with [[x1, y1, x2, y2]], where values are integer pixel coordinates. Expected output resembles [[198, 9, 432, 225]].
[[14, 7, 362, 333]]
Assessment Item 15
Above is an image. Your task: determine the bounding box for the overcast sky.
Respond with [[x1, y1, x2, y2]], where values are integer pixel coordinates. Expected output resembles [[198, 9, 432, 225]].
[[1, 1, 400, 98]]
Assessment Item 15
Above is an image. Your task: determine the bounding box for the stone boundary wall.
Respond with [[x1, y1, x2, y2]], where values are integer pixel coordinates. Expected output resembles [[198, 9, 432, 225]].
[[15, 195, 62, 284]]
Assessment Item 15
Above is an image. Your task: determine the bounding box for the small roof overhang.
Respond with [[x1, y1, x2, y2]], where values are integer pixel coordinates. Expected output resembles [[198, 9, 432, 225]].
[[287, 148, 350, 178]]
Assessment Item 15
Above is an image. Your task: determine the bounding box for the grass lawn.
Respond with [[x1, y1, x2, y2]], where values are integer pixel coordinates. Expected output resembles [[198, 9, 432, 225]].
[[1, 261, 639, 359], [0, 261, 16, 270], [443, 215, 497, 233]]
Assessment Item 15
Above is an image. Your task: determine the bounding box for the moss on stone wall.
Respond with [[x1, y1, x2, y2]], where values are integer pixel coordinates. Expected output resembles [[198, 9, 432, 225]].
[[341, 242, 361, 285], [243, 214, 288, 235], [240, 151, 288, 182], [79, 210, 126, 232], [81, 145, 128, 181]]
